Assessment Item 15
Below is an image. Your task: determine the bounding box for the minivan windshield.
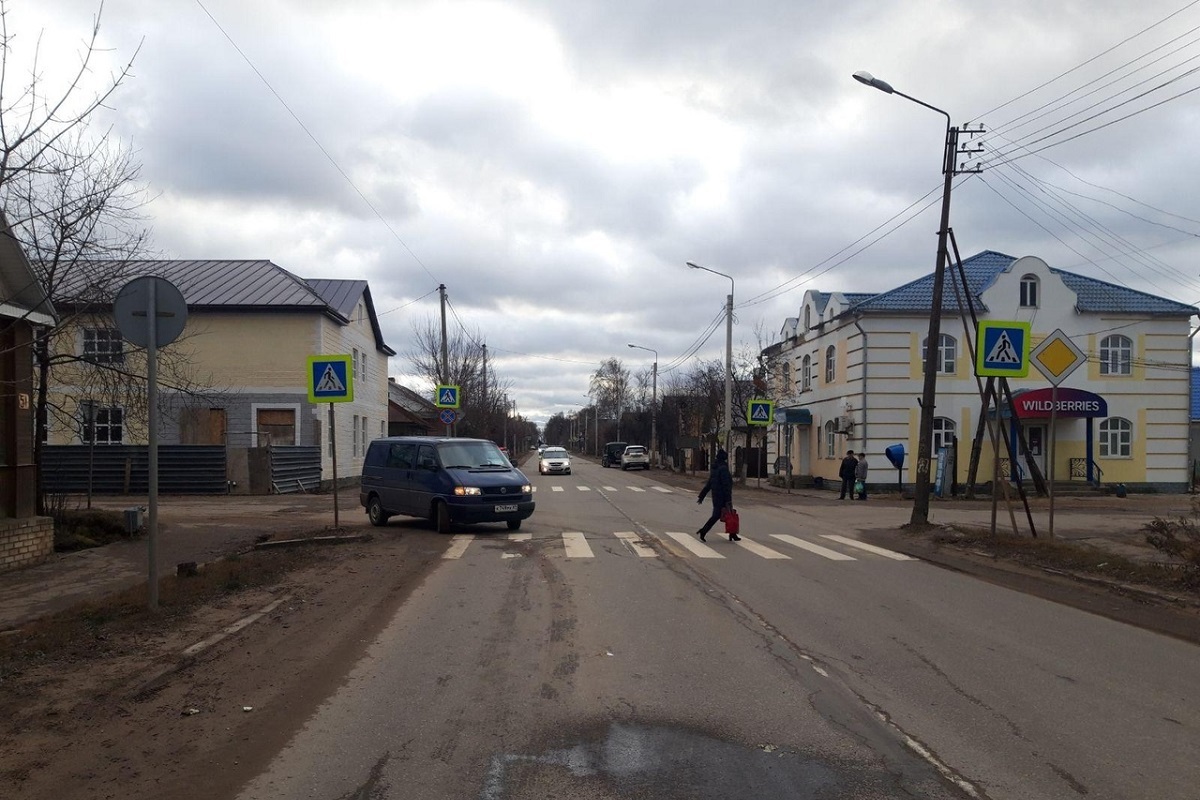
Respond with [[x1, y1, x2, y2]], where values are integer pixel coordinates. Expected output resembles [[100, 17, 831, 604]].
[[438, 441, 510, 469]]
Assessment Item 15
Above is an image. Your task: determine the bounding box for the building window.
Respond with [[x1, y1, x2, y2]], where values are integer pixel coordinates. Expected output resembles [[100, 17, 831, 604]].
[[353, 414, 360, 457], [824, 345, 836, 384], [1019, 274, 1039, 308], [932, 417, 955, 453], [1099, 417, 1132, 457], [1099, 334, 1132, 376], [803, 307, 811, 332], [361, 415, 368, 453], [83, 328, 124, 365], [801, 355, 812, 392], [781, 361, 792, 394], [921, 334, 957, 374], [824, 420, 836, 458], [79, 402, 123, 444]]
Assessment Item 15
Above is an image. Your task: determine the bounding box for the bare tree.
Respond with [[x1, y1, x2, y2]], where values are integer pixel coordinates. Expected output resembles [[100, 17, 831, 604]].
[[588, 357, 631, 441]]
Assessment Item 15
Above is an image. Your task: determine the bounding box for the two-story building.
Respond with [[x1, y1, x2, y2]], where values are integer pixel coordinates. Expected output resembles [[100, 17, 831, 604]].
[[45, 259, 394, 491], [765, 251, 1198, 492]]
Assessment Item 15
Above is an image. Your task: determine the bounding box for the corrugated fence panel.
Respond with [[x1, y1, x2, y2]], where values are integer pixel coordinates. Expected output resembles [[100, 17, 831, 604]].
[[270, 446, 322, 494], [41, 446, 228, 495]]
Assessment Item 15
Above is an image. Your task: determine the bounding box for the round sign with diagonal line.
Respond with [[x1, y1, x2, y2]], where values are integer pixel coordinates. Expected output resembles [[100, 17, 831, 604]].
[[1031, 328, 1086, 386]]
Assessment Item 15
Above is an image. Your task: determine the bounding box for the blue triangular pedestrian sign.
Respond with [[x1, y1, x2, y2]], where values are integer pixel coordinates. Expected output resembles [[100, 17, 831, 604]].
[[435, 384, 461, 408], [747, 399, 774, 426]]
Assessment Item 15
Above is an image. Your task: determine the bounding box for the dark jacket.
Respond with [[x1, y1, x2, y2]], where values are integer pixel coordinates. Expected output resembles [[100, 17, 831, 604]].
[[839, 455, 858, 480], [698, 458, 733, 508]]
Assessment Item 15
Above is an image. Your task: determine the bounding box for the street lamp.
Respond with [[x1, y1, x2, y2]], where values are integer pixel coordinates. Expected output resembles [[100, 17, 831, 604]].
[[854, 70, 958, 527], [627, 343, 658, 467], [686, 261, 734, 454]]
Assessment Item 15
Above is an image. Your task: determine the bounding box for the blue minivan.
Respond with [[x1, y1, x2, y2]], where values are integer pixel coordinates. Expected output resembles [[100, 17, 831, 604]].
[[360, 437, 535, 532]]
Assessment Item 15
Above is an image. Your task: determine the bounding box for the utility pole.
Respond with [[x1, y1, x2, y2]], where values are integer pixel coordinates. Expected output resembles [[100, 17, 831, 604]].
[[482, 342, 488, 438], [439, 284, 450, 436]]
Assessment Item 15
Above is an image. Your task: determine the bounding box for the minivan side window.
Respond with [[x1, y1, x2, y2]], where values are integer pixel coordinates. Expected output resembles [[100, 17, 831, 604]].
[[417, 444, 437, 469], [387, 443, 417, 469]]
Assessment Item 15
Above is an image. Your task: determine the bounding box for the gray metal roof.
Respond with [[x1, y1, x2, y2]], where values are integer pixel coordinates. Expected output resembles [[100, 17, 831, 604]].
[[307, 279, 368, 320], [846, 251, 1199, 317]]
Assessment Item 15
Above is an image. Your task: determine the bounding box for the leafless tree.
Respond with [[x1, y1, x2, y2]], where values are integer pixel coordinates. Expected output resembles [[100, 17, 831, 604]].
[[588, 357, 631, 441]]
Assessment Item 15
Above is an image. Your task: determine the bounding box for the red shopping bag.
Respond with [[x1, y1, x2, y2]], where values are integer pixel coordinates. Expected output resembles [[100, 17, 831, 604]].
[[721, 507, 740, 535]]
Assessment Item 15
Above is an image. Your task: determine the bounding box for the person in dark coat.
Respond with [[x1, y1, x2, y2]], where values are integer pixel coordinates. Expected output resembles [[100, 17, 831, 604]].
[[838, 450, 857, 499], [696, 448, 738, 542], [854, 452, 869, 500]]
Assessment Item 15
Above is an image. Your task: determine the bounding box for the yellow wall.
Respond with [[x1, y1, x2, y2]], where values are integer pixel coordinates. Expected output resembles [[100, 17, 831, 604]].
[[182, 313, 320, 387]]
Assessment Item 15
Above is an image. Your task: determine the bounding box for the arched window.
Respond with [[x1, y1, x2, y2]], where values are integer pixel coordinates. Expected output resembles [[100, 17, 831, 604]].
[[932, 417, 955, 452], [801, 355, 812, 392], [921, 334, 958, 374], [1019, 274, 1039, 308], [824, 345, 836, 384], [1099, 334, 1132, 376], [803, 306, 811, 332], [781, 361, 792, 393], [1099, 417, 1132, 457], [825, 420, 837, 458]]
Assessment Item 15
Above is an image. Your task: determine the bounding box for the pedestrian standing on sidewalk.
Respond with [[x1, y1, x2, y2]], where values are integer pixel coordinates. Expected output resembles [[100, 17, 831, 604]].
[[696, 448, 738, 542], [855, 452, 869, 500], [838, 450, 857, 499]]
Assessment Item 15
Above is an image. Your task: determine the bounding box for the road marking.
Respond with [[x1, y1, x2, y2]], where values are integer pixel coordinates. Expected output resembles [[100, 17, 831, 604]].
[[443, 534, 474, 559], [508, 533, 531, 542], [821, 534, 913, 560], [531, 486, 537, 493], [577, 486, 592, 491], [662, 531, 725, 559], [603, 486, 617, 491], [732, 537, 791, 559], [552, 486, 565, 492], [562, 531, 594, 558], [614, 531, 657, 557], [652, 486, 672, 493], [771, 534, 856, 561], [626, 486, 646, 492]]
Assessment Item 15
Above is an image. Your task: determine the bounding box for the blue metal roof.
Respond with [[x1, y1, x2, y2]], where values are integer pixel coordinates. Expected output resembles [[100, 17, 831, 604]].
[[846, 251, 1199, 317]]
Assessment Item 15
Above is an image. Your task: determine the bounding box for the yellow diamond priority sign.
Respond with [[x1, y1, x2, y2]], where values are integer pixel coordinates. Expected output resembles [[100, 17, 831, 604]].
[[1031, 329, 1085, 386]]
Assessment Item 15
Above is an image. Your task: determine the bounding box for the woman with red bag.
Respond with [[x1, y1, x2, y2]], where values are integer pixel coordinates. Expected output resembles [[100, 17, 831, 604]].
[[696, 448, 739, 542]]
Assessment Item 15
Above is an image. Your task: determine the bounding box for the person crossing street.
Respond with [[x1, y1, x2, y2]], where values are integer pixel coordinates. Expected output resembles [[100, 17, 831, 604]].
[[696, 448, 738, 541]]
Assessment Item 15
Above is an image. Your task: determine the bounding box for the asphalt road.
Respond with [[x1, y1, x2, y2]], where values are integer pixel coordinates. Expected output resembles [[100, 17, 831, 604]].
[[236, 458, 1200, 800]]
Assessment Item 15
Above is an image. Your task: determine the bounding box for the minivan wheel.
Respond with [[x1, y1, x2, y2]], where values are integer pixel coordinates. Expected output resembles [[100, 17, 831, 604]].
[[506, 519, 522, 531], [434, 501, 452, 534], [367, 495, 389, 527]]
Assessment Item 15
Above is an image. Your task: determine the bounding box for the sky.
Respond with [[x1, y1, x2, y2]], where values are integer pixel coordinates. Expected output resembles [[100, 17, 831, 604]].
[[10, 0, 1200, 425]]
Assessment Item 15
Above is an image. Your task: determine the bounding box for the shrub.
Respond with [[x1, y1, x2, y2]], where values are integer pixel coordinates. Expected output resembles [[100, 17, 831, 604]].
[[54, 508, 131, 552], [1144, 505, 1200, 587]]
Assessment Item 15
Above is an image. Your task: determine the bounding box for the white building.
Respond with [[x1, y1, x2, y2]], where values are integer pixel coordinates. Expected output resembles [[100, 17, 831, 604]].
[[763, 251, 1198, 492]]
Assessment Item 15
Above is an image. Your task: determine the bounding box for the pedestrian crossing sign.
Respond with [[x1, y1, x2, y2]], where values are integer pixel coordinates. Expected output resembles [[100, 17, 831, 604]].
[[435, 384, 461, 409], [307, 355, 354, 403], [974, 321, 1031, 377], [747, 399, 774, 426]]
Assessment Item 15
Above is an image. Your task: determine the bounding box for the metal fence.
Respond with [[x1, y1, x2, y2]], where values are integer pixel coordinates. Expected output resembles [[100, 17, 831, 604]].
[[270, 445, 322, 494], [41, 445, 228, 495]]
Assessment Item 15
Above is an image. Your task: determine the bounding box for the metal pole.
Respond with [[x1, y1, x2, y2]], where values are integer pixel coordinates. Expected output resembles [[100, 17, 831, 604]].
[[329, 403, 339, 529], [147, 280, 159, 611], [724, 291, 733, 453], [439, 284, 450, 436], [1048, 386, 1058, 539], [651, 358, 658, 467], [910, 125, 958, 526]]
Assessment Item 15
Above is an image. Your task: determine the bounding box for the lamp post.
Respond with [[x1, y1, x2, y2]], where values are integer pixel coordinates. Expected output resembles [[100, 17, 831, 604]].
[[686, 261, 734, 454], [853, 70, 958, 527], [627, 343, 658, 467]]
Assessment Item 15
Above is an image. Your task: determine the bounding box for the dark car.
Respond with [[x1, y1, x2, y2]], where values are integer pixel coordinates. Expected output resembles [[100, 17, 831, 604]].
[[360, 437, 535, 532], [601, 441, 628, 468]]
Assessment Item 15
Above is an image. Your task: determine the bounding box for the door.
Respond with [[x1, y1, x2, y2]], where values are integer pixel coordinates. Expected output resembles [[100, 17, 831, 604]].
[[179, 408, 227, 445], [256, 409, 296, 446], [383, 442, 417, 514], [410, 444, 440, 517], [1023, 424, 1046, 479]]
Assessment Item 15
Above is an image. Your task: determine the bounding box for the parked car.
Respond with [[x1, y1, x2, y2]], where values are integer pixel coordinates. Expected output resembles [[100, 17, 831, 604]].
[[361, 437, 534, 532], [620, 445, 649, 471], [539, 446, 572, 475], [601, 441, 628, 468]]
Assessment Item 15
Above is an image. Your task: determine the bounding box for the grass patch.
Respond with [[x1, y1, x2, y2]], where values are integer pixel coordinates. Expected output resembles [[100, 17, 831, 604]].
[[0, 546, 318, 672], [933, 527, 1195, 595], [53, 508, 131, 552]]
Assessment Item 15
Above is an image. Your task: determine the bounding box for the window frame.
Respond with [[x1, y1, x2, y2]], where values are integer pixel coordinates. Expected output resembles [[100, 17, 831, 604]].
[[801, 355, 812, 392], [922, 333, 957, 374], [1099, 417, 1132, 458], [824, 345, 836, 384], [1099, 334, 1132, 376], [824, 420, 836, 458], [82, 327, 125, 365], [1019, 274, 1039, 308], [79, 401, 124, 445], [932, 416, 955, 453]]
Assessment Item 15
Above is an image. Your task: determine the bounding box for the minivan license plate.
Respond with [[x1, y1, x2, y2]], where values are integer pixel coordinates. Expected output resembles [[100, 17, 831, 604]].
[[495, 503, 518, 513]]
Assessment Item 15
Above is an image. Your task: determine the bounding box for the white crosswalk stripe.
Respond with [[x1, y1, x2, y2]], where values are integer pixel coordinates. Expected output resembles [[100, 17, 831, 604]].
[[820, 535, 913, 560], [551, 486, 565, 492], [661, 531, 725, 559], [577, 486, 592, 491], [443, 534, 474, 559], [561, 531, 594, 558], [732, 537, 790, 559], [626, 486, 646, 492], [771, 534, 856, 561], [652, 487, 672, 493], [602, 486, 617, 491], [613, 531, 657, 557]]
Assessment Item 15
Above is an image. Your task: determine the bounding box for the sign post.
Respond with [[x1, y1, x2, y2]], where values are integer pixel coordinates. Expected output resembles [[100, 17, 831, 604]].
[[113, 277, 188, 611], [308, 355, 354, 529], [1030, 329, 1087, 538], [435, 384, 461, 436]]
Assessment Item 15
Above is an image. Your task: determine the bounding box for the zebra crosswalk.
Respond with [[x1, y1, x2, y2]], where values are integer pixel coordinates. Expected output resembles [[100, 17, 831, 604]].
[[533, 484, 675, 493], [441, 530, 914, 563]]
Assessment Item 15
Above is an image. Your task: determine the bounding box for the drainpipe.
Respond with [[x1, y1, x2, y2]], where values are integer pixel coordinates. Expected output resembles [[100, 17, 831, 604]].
[[1187, 323, 1200, 491], [854, 317, 869, 460]]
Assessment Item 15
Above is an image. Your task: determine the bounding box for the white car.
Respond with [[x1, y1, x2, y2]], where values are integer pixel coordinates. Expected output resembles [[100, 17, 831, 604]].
[[620, 445, 649, 471], [539, 447, 572, 475]]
